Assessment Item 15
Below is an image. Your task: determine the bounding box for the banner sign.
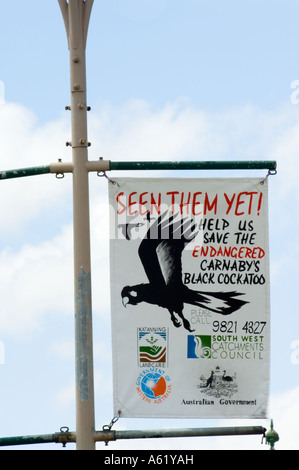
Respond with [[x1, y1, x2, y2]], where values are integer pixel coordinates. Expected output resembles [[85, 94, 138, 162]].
[[109, 178, 270, 418]]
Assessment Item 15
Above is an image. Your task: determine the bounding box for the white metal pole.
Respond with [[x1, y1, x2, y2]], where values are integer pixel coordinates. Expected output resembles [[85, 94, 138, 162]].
[[58, 0, 95, 450]]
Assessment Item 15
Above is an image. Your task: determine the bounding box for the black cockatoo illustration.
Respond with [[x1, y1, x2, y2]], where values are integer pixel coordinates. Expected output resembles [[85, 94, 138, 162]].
[[121, 212, 247, 332]]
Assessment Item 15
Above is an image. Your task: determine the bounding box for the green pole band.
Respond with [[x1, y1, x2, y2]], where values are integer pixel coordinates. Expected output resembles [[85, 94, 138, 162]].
[[0, 165, 51, 180], [109, 160, 277, 172]]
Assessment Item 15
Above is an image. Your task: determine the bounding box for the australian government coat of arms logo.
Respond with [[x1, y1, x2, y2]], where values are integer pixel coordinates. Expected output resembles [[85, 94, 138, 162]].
[[188, 335, 238, 399], [198, 366, 238, 400]]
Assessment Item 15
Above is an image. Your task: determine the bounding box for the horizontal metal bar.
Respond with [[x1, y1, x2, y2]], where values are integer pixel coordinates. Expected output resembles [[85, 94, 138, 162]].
[[0, 165, 51, 180], [50, 161, 74, 174], [0, 431, 76, 447], [86, 159, 110, 173], [0, 425, 266, 447], [109, 160, 277, 172], [0, 160, 277, 181], [95, 426, 267, 443]]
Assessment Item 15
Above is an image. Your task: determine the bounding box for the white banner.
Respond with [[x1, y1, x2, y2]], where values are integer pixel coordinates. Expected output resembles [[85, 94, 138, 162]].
[[109, 178, 270, 419]]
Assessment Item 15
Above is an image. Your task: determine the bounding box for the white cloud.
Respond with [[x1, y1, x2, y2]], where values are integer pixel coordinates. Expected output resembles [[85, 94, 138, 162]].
[[0, 102, 70, 234], [0, 225, 74, 335], [51, 339, 74, 360], [89, 98, 210, 162], [55, 380, 75, 408], [215, 386, 299, 450], [88, 99, 299, 184]]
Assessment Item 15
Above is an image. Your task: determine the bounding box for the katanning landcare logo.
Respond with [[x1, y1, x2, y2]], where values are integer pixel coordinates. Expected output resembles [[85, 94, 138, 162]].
[[138, 327, 168, 366]]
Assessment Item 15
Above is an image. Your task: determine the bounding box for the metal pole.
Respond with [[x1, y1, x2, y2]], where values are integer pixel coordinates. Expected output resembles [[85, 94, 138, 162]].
[[58, 0, 95, 450]]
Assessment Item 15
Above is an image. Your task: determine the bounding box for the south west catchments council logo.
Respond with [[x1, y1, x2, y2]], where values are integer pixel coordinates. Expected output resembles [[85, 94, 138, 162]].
[[136, 368, 172, 404], [187, 335, 212, 358]]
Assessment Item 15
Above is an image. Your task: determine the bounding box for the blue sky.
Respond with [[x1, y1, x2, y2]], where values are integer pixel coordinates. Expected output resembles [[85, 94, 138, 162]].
[[2, 0, 299, 118], [0, 0, 298, 450]]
